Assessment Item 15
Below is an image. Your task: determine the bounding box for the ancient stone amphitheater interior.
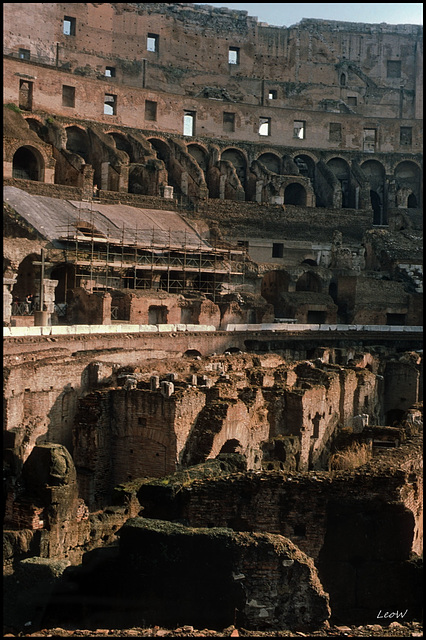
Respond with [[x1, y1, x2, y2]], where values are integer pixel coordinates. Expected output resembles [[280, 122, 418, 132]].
[[3, 3, 423, 636]]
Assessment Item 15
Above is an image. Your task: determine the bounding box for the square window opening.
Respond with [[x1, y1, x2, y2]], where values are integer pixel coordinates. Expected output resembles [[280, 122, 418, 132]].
[[268, 90, 277, 100], [105, 67, 116, 78], [19, 48, 30, 60]]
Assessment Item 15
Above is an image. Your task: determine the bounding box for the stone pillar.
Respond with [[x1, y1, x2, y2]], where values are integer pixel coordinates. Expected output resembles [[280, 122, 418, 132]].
[[150, 376, 160, 391], [3, 276, 17, 325], [42, 279, 58, 315], [161, 381, 174, 397], [219, 174, 226, 200], [161, 185, 174, 199], [101, 162, 110, 190]]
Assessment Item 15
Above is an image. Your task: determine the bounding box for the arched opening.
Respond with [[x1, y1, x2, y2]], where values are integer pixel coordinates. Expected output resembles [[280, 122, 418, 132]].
[[221, 148, 246, 185], [284, 182, 306, 206], [108, 132, 134, 161], [12, 254, 39, 304], [219, 439, 242, 454], [65, 126, 90, 163], [257, 153, 281, 174], [407, 193, 418, 208], [328, 281, 338, 303], [12, 146, 42, 181], [187, 144, 208, 172], [183, 349, 202, 358], [371, 190, 382, 225], [301, 258, 317, 267], [327, 157, 351, 207], [361, 159, 386, 219], [395, 161, 421, 208], [261, 270, 291, 304], [385, 409, 405, 426], [296, 271, 322, 293], [293, 154, 315, 182], [50, 263, 76, 305], [25, 118, 50, 143]]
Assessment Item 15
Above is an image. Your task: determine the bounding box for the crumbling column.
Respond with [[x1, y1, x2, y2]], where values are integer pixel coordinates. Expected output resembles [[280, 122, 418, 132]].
[[3, 276, 16, 325], [161, 381, 174, 397], [150, 376, 160, 391]]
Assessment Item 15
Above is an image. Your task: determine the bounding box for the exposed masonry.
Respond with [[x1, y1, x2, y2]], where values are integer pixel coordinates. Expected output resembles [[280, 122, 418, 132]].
[[2, 2, 423, 634]]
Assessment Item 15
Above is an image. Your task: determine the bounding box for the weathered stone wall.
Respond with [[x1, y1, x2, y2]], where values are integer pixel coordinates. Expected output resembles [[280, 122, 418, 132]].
[[136, 436, 423, 623]]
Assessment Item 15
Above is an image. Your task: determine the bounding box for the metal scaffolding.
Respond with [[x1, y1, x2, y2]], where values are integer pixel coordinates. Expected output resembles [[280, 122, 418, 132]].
[[56, 211, 246, 302]]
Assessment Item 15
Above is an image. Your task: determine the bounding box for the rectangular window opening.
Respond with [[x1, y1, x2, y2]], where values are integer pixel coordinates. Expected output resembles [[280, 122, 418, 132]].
[[259, 116, 271, 136], [268, 90, 277, 100], [19, 48, 30, 60], [147, 33, 159, 52], [228, 47, 240, 65], [63, 16, 76, 36], [363, 128, 376, 153], [400, 126, 412, 146], [272, 243, 284, 258], [18, 79, 33, 111], [104, 94, 117, 115], [145, 100, 157, 121], [329, 122, 342, 142], [223, 111, 235, 133], [105, 67, 116, 78], [387, 60, 401, 78], [347, 96, 358, 106], [183, 111, 196, 136], [62, 85, 75, 108], [293, 120, 306, 139]]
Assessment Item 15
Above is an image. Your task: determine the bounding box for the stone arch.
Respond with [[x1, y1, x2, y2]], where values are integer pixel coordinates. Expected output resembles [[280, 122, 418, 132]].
[[284, 182, 306, 206], [187, 143, 209, 172], [361, 159, 386, 223], [25, 117, 50, 144], [183, 349, 202, 358], [296, 271, 322, 293], [12, 253, 40, 302], [65, 125, 90, 163], [394, 161, 421, 207], [219, 439, 243, 454], [107, 131, 133, 162], [326, 157, 351, 208], [261, 270, 291, 313], [12, 145, 45, 181], [220, 148, 247, 184], [293, 154, 316, 181], [257, 152, 281, 174]]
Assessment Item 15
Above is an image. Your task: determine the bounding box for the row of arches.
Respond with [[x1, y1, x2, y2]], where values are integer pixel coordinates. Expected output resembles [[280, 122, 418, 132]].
[[11, 116, 422, 213]]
